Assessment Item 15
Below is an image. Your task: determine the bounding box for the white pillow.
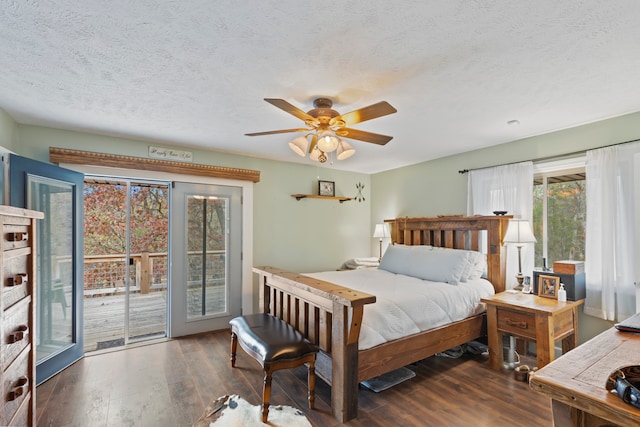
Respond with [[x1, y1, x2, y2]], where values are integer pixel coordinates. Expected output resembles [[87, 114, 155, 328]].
[[467, 252, 487, 280], [431, 247, 486, 281], [378, 245, 472, 285]]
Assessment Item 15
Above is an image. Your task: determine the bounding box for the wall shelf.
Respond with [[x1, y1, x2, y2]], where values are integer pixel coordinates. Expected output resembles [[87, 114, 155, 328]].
[[291, 194, 352, 203]]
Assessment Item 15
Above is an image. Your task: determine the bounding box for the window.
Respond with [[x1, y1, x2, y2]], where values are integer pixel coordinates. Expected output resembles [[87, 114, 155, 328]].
[[532, 159, 586, 269]]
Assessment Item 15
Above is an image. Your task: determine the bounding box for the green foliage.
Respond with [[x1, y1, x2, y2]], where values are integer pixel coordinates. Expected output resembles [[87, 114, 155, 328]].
[[533, 180, 586, 267], [84, 183, 169, 255], [186, 197, 226, 252]]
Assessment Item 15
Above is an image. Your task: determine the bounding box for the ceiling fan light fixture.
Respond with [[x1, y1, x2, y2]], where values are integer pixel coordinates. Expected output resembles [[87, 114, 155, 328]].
[[317, 130, 340, 153], [246, 97, 397, 164], [309, 144, 321, 161], [336, 140, 355, 160], [288, 135, 308, 157]]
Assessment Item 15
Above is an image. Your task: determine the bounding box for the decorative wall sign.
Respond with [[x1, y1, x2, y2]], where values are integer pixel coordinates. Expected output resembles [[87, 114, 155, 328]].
[[148, 146, 193, 162], [355, 182, 365, 202]]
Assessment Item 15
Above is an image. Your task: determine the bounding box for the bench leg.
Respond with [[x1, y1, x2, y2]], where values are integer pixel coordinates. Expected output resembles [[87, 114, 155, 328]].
[[262, 368, 273, 423], [308, 359, 316, 409], [230, 331, 237, 368]]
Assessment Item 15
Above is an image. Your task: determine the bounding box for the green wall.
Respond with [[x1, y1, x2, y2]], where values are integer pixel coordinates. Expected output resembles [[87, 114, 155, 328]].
[[370, 110, 640, 342], [0, 109, 17, 150]]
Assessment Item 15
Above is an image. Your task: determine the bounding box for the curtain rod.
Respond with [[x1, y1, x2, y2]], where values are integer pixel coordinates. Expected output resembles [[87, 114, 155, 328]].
[[457, 137, 640, 174]]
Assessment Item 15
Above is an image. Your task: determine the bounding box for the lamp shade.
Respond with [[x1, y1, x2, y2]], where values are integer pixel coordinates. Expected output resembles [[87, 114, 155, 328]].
[[373, 223, 390, 238], [503, 219, 537, 244], [336, 140, 355, 160], [317, 130, 340, 153], [288, 136, 308, 157], [309, 144, 321, 161]]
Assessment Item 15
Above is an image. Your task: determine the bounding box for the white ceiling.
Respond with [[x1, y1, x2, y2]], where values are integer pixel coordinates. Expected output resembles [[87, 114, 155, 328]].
[[2, 1, 640, 174]]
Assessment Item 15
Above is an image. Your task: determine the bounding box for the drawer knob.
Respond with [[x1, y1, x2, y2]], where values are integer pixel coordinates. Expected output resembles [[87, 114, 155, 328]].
[[506, 318, 528, 329], [7, 376, 29, 401], [6, 274, 28, 287], [6, 232, 28, 242], [7, 325, 29, 344]]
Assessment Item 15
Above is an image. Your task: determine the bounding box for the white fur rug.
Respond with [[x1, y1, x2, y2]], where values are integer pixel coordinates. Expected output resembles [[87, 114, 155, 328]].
[[193, 394, 312, 427]]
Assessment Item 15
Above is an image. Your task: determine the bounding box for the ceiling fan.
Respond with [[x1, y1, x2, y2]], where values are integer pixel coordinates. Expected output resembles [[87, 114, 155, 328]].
[[245, 98, 397, 163]]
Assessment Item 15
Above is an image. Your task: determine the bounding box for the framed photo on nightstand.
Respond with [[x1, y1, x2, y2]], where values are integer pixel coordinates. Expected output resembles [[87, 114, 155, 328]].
[[318, 180, 335, 196], [538, 274, 559, 299]]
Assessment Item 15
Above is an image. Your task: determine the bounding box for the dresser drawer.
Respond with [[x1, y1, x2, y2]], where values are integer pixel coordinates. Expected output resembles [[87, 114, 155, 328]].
[[2, 250, 30, 310], [2, 296, 31, 370], [6, 395, 30, 427], [497, 308, 536, 339], [2, 220, 32, 251], [1, 347, 31, 426]]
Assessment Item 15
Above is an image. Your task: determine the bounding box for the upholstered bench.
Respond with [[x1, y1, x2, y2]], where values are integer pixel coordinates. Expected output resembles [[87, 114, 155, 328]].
[[229, 313, 319, 423]]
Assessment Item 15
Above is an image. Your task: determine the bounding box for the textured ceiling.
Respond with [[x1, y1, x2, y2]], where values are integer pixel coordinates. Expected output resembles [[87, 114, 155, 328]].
[[2, 1, 640, 173]]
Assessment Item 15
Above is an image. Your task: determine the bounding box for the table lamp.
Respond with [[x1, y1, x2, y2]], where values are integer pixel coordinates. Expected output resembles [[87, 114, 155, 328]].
[[503, 219, 537, 289], [373, 223, 390, 262]]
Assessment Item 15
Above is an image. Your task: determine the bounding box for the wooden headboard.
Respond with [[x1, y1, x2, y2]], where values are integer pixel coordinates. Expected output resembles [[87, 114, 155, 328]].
[[385, 215, 511, 293]]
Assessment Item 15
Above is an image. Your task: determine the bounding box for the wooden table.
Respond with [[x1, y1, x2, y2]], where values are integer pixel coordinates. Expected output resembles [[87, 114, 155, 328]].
[[482, 292, 583, 371], [529, 326, 640, 426]]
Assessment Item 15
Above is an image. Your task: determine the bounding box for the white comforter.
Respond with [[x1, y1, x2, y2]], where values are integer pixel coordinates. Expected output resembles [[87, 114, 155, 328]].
[[305, 268, 495, 350]]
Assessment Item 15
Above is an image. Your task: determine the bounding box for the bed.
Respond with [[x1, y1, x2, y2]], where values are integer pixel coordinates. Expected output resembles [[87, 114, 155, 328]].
[[253, 215, 510, 422]]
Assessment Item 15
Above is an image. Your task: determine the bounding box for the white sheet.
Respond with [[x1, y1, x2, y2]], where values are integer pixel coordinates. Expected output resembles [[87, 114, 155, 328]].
[[304, 268, 495, 350]]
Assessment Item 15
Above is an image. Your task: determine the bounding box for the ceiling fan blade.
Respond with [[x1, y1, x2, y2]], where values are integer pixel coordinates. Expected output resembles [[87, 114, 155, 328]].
[[340, 128, 393, 145], [264, 98, 316, 122], [332, 101, 397, 126], [245, 128, 309, 136]]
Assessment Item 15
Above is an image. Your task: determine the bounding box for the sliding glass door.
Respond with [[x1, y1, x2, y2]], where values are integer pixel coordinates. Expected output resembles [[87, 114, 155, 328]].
[[170, 181, 242, 336], [83, 178, 169, 351]]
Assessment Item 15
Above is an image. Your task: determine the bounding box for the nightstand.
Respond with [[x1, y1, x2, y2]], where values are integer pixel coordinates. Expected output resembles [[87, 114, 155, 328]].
[[481, 292, 584, 371]]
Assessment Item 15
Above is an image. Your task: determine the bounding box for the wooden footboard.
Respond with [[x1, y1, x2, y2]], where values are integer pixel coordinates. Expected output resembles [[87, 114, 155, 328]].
[[253, 266, 375, 423]]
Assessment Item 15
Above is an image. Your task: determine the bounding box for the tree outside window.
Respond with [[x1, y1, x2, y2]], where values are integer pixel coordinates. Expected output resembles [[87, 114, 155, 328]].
[[533, 173, 586, 268]]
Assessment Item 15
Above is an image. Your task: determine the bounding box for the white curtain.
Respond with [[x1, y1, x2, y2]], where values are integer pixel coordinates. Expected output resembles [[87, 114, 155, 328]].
[[585, 142, 640, 321], [467, 161, 534, 289]]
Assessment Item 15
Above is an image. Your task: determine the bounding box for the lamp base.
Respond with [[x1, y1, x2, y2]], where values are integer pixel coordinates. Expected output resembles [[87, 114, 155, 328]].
[[513, 273, 525, 291]]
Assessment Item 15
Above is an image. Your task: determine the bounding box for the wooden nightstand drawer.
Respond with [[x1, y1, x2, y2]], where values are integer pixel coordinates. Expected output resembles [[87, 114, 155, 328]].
[[497, 308, 536, 339]]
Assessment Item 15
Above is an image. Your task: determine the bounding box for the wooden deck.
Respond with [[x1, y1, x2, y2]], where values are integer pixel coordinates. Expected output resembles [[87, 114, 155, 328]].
[[84, 290, 168, 352], [82, 284, 226, 352]]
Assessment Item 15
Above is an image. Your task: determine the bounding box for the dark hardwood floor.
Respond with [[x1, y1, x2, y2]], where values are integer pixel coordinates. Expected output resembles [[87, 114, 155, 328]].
[[35, 330, 553, 426]]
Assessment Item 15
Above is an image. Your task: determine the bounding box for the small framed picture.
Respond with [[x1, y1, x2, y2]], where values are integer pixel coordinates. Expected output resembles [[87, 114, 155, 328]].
[[538, 274, 559, 299], [318, 180, 335, 197]]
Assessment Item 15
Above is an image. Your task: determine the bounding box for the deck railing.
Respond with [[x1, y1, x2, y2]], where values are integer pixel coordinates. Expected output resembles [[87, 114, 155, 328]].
[[55, 251, 224, 297], [82, 252, 168, 296]]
